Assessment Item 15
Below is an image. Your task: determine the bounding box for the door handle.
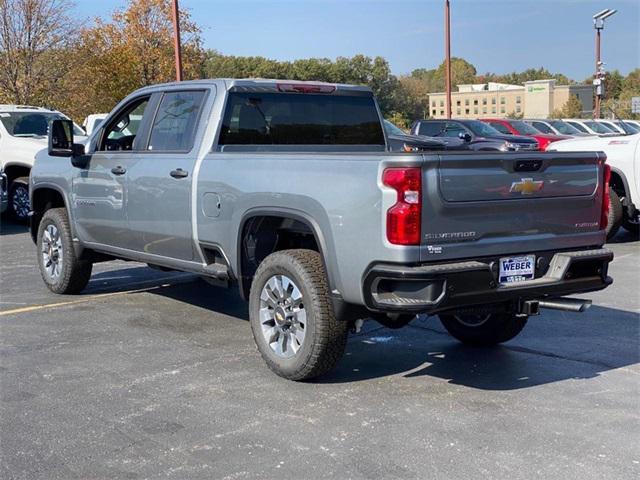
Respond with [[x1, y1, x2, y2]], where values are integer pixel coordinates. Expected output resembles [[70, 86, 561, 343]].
[[111, 166, 126, 175], [170, 168, 189, 179]]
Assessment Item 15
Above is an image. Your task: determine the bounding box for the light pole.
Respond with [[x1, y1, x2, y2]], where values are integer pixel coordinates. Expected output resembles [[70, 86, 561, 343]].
[[592, 8, 617, 118], [444, 0, 452, 119], [171, 0, 183, 82]]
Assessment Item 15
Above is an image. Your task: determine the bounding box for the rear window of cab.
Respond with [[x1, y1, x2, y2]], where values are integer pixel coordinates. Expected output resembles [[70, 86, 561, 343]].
[[218, 92, 385, 146]]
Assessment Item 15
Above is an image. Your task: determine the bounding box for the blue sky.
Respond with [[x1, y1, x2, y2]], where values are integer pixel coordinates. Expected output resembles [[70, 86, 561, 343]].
[[75, 0, 639, 81]]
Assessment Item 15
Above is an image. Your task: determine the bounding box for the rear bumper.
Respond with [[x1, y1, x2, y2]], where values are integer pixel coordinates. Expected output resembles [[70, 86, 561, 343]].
[[363, 248, 613, 314]]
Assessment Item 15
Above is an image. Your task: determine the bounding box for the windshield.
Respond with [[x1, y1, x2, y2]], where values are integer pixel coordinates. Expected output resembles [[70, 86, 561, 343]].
[[615, 121, 639, 134], [0, 111, 84, 137], [383, 120, 406, 136], [463, 120, 501, 137], [584, 121, 615, 134], [548, 120, 581, 135], [564, 121, 589, 133], [599, 121, 621, 133], [510, 120, 540, 135]]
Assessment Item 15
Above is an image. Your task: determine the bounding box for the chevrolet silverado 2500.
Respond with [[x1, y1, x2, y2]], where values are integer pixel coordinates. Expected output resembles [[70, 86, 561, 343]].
[[30, 79, 613, 380]]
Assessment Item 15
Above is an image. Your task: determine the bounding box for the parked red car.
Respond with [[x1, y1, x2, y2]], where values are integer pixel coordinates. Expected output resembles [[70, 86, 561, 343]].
[[481, 118, 570, 150]]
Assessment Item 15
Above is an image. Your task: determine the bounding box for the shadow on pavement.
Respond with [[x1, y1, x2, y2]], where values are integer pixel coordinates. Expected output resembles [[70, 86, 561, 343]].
[[0, 218, 29, 236], [608, 228, 639, 244], [320, 305, 639, 389], [151, 279, 250, 321], [42, 262, 640, 390]]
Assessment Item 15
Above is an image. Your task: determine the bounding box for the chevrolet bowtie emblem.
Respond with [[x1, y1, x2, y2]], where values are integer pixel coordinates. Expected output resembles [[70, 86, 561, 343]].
[[510, 178, 544, 195]]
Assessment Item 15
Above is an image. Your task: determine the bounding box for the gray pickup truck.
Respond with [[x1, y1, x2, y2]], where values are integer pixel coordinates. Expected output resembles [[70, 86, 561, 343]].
[[30, 79, 613, 381]]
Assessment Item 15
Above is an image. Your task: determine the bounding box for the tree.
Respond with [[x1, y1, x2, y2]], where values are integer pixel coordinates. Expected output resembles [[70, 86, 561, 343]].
[[604, 70, 624, 100], [0, 0, 77, 104], [204, 52, 408, 119], [603, 68, 640, 119], [550, 95, 583, 119], [56, 0, 205, 121], [398, 76, 430, 119]]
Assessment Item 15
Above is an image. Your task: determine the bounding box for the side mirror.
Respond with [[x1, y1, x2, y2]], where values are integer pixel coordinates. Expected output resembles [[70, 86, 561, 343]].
[[458, 132, 472, 142], [49, 119, 89, 168], [48, 119, 74, 157]]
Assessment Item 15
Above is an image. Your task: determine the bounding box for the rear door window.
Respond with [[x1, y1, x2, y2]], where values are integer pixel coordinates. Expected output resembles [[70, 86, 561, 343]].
[[218, 92, 384, 146], [417, 122, 446, 136], [565, 121, 588, 133], [489, 122, 512, 134], [147, 91, 206, 152], [532, 121, 553, 134]]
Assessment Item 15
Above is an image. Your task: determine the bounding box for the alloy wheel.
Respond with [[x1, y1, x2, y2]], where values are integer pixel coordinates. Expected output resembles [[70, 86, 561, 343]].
[[42, 224, 64, 280], [259, 275, 307, 358]]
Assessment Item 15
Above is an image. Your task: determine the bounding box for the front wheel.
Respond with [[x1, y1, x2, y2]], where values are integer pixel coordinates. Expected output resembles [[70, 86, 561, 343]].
[[9, 177, 30, 222], [249, 249, 349, 381], [37, 208, 93, 294], [439, 311, 528, 346]]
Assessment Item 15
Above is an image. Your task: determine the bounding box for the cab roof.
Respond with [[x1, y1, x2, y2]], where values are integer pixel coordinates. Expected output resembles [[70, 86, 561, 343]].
[[132, 78, 373, 96]]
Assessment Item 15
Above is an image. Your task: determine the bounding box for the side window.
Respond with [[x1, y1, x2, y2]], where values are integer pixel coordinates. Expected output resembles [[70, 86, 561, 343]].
[[533, 122, 553, 134], [443, 122, 465, 138], [418, 122, 445, 136], [99, 97, 150, 151], [148, 91, 206, 152], [491, 122, 512, 134]]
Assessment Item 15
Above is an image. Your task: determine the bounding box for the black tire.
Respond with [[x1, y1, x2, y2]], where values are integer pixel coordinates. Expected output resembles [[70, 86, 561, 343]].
[[439, 312, 528, 346], [606, 188, 623, 240], [37, 208, 92, 294], [9, 177, 30, 222], [622, 213, 639, 237], [249, 249, 349, 381]]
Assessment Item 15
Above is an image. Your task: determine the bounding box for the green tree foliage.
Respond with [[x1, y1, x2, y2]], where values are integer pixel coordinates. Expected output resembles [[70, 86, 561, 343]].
[[204, 51, 408, 119], [550, 95, 583, 119], [602, 68, 640, 119], [604, 70, 624, 100], [409, 57, 476, 93], [480, 67, 572, 86]]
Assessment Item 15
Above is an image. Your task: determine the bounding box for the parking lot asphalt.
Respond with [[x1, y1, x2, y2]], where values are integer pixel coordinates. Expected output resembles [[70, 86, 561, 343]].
[[1, 219, 638, 480]]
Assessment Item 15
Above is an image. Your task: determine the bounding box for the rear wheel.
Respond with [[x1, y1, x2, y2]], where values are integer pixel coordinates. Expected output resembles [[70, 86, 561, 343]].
[[249, 249, 349, 381], [622, 212, 639, 237], [37, 208, 93, 294], [9, 177, 30, 222], [439, 312, 528, 346], [606, 188, 623, 240]]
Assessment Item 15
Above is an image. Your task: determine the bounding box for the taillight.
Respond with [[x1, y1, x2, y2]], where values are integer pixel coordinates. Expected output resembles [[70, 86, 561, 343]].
[[383, 167, 422, 245], [600, 161, 611, 230]]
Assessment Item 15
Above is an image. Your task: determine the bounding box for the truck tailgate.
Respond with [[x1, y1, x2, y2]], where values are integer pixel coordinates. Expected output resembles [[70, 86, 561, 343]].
[[420, 151, 606, 262]]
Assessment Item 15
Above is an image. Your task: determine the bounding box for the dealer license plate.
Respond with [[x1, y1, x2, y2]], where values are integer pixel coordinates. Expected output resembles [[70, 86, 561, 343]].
[[499, 255, 535, 284]]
